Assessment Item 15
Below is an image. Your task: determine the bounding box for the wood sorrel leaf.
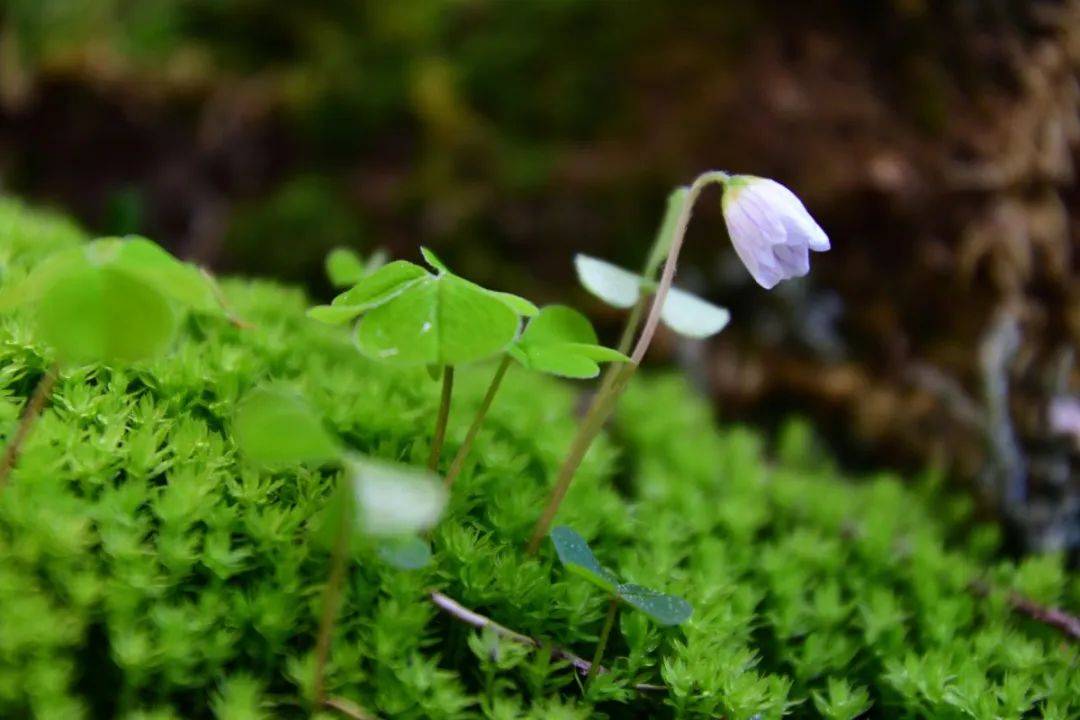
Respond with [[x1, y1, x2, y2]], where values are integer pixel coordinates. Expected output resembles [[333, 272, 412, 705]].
[[574, 255, 641, 309], [377, 536, 433, 570], [108, 237, 222, 313], [550, 526, 619, 594], [234, 387, 341, 466], [355, 273, 520, 366], [329, 260, 428, 310], [326, 247, 367, 288], [487, 290, 539, 317], [420, 246, 451, 274], [616, 584, 692, 626], [511, 306, 628, 379], [0, 237, 223, 362], [36, 264, 177, 363], [348, 457, 446, 536], [658, 287, 730, 339]]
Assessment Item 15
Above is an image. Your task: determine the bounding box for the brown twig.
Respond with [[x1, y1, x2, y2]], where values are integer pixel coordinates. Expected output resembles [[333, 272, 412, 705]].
[[324, 696, 379, 720], [971, 580, 1080, 641], [429, 591, 666, 693], [0, 363, 59, 490]]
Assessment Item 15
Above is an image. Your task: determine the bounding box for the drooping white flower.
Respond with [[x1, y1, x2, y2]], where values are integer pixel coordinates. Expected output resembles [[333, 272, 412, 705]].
[[721, 176, 830, 289]]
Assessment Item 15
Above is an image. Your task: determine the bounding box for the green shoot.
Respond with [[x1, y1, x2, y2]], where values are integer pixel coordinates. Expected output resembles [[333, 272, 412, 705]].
[[309, 247, 538, 470], [549, 526, 691, 682]]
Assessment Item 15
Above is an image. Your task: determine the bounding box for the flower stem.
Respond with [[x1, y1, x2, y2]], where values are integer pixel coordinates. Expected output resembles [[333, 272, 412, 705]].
[[587, 598, 619, 683], [312, 511, 351, 707], [525, 170, 727, 553], [427, 366, 455, 471], [444, 355, 511, 488], [0, 363, 59, 491]]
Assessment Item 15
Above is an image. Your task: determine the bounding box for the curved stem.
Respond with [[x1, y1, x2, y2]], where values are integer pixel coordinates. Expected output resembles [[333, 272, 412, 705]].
[[427, 366, 455, 471], [0, 363, 59, 491], [587, 598, 619, 683], [444, 355, 511, 488], [525, 170, 727, 553], [312, 510, 351, 707]]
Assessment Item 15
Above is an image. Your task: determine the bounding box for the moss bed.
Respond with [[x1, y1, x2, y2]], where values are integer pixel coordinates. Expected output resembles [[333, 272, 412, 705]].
[[0, 199, 1076, 719]]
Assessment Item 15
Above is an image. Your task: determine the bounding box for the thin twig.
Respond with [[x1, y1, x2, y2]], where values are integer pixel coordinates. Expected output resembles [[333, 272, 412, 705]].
[[324, 696, 379, 720], [429, 591, 666, 693], [312, 514, 352, 706], [0, 363, 59, 490], [971, 580, 1080, 641]]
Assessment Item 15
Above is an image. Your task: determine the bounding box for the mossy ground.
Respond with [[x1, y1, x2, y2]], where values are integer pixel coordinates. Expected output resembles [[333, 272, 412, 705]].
[[0, 199, 1076, 719]]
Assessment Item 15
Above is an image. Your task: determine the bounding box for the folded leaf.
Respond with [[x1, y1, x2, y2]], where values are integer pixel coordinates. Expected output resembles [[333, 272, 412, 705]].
[[550, 526, 619, 594], [617, 583, 692, 626], [330, 260, 428, 310]]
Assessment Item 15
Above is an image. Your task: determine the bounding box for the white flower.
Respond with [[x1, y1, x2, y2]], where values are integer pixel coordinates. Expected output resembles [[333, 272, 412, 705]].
[[721, 176, 830, 289]]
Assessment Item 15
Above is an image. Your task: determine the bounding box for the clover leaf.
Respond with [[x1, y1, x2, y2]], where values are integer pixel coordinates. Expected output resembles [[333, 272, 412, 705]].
[[309, 248, 537, 367], [550, 526, 692, 626], [508, 305, 628, 379], [0, 236, 224, 363], [574, 254, 730, 339]]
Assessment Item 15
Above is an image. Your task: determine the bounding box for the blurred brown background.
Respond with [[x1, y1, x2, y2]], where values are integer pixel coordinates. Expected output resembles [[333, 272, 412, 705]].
[[0, 0, 1077, 555]]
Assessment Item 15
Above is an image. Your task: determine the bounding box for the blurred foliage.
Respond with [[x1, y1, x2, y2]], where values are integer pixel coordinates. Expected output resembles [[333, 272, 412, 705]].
[[0, 197, 1077, 719]]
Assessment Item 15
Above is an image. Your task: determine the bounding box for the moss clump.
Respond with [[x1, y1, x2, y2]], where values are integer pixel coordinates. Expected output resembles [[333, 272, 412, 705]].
[[0, 198, 1076, 719]]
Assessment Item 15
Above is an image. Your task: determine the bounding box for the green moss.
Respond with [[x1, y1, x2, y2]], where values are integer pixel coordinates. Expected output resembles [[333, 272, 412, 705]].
[[0, 198, 1075, 719]]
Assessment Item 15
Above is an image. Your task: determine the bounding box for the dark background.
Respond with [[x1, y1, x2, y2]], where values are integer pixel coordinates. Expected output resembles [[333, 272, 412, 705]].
[[0, 0, 1076, 555]]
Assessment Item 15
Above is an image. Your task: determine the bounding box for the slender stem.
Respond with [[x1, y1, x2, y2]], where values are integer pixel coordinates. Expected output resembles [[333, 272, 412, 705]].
[[427, 366, 455, 471], [615, 293, 649, 357], [312, 512, 351, 707], [429, 591, 665, 691], [0, 363, 59, 490], [444, 355, 511, 488], [587, 598, 620, 683], [525, 364, 633, 554], [526, 170, 728, 553]]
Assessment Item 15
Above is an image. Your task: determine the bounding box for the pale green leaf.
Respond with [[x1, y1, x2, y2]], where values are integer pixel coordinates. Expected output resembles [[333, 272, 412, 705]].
[[234, 387, 341, 466], [550, 526, 619, 594], [355, 273, 519, 366], [617, 584, 692, 626], [487, 290, 539, 317], [307, 304, 364, 325], [35, 265, 178, 363], [659, 287, 730, 339], [520, 305, 598, 346], [326, 247, 367, 288], [644, 186, 691, 278], [574, 255, 641, 309], [330, 260, 427, 309], [518, 346, 600, 379], [109, 237, 222, 313]]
